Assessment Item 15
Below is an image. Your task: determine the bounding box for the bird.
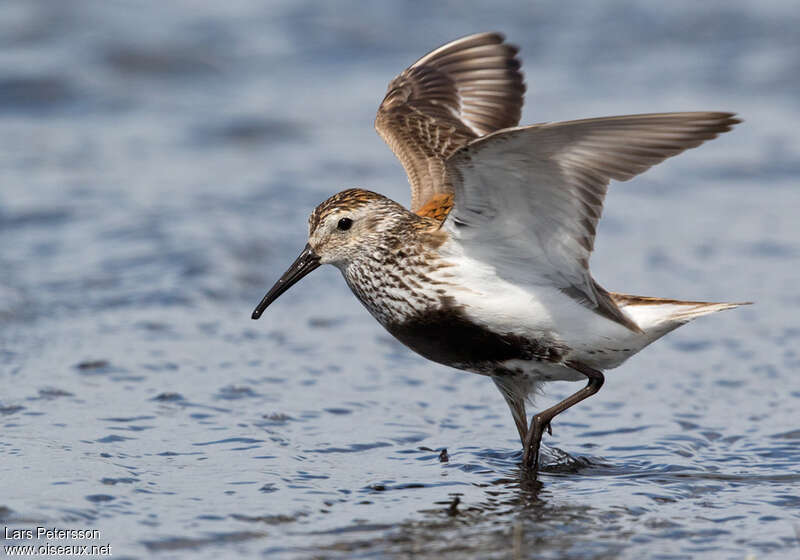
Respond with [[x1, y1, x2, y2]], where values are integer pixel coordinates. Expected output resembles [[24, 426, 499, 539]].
[[251, 32, 744, 471]]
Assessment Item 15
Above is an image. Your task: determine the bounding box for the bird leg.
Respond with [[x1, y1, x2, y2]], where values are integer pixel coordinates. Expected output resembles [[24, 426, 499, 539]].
[[522, 361, 605, 470], [492, 377, 529, 443], [510, 401, 528, 444]]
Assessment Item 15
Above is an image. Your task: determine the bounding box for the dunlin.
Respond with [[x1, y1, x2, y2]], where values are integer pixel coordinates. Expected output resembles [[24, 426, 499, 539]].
[[252, 32, 743, 470]]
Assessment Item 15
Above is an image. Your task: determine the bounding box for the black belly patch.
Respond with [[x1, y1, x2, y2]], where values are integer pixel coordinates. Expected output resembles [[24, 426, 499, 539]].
[[386, 302, 566, 371]]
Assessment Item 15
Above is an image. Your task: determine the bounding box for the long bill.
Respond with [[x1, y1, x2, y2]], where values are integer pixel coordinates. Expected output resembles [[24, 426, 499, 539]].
[[251, 244, 321, 319]]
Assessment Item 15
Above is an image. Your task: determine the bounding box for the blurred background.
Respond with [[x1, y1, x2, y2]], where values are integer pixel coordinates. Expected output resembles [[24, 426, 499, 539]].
[[1, 1, 798, 558]]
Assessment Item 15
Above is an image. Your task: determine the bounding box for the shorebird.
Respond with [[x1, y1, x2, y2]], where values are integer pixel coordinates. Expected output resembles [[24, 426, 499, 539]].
[[252, 32, 743, 470]]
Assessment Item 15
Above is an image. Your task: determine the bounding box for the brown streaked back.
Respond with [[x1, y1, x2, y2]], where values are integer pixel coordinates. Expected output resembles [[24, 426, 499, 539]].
[[415, 193, 455, 223]]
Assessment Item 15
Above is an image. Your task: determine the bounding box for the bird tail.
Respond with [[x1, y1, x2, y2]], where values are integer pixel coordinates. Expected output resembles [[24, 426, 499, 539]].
[[611, 293, 750, 332]]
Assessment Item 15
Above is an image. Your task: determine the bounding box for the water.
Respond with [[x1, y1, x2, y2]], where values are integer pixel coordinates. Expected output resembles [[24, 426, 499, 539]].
[[1, 1, 799, 558]]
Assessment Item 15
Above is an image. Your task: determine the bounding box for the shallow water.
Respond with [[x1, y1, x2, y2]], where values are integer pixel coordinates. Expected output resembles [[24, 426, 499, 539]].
[[1, 1, 799, 558]]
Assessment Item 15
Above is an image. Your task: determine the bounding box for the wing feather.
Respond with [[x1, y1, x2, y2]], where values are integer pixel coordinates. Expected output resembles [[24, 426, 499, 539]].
[[444, 112, 740, 331], [375, 32, 525, 212]]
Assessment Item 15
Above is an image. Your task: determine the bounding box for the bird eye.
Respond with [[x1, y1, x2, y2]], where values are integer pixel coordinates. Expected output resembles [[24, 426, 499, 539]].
[[337, 217, 353, 231]]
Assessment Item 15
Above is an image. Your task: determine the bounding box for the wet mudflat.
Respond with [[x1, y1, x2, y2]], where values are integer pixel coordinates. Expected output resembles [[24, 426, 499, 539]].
[[1, 1, 799, 558]]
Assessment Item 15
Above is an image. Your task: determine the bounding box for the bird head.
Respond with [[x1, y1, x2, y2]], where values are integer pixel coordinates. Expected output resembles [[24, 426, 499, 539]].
[[251, 188, 407, 319]]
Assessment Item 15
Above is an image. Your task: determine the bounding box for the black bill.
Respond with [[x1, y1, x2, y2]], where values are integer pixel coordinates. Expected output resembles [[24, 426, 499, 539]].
[[251, 244, 321, 319]]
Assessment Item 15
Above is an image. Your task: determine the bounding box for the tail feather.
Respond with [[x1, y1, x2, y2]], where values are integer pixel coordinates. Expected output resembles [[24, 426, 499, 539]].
[[611, 293, 751, 331], [663, 301, 749, 322]]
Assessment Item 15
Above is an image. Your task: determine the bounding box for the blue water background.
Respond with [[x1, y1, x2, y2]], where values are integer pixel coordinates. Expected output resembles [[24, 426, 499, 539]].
[[1, 1, 799, 558]]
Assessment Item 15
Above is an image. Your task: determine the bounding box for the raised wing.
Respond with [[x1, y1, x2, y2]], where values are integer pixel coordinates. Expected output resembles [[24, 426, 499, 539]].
[[444, 112, 740, 331], [375, 32, 525, 213]]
